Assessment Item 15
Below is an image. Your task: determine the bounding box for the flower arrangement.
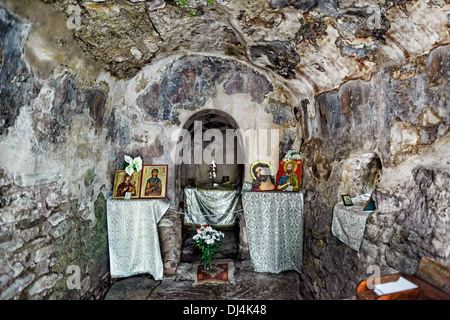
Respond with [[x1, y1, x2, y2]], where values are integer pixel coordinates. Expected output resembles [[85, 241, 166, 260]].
[[122, 155, 143, 176], [193, 224, 225, 269]]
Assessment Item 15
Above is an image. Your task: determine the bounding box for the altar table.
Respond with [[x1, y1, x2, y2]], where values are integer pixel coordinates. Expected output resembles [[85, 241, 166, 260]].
[[331, 193, 374, 251], [183, 183, 240, 227], [241, 183, 303, 274], [106, 197, 170, 280]]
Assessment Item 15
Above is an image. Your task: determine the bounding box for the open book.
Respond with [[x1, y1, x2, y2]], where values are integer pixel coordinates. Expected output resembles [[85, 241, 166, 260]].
[[374, 276, 419, 295]]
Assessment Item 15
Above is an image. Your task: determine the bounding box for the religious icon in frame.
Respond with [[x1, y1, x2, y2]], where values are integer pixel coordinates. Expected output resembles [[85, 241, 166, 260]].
[[139, 165, 168, 199], [112, 170, 141, 199], [276, 159, 302, 192], [250, 160, 276, 191], [342, 194, 353, 206]]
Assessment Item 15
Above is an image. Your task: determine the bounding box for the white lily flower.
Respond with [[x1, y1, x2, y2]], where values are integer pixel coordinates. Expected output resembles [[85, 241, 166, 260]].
[[124, 155, 135, 176], [125, 164, 135, 176], [124, 155, 133, 164], [133, 156, 143, 172]]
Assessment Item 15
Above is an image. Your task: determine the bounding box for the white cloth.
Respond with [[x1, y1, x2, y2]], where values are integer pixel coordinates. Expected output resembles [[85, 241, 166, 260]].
[[242, 184, 303, 274], [331, 193, 374, 251], [184, 185, 239, 226], [106, 197, 170, 280]]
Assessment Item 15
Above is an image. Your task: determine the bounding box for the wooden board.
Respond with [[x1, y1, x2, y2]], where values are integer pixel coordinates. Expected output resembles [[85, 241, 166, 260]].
[[415, 257, 450, 296]]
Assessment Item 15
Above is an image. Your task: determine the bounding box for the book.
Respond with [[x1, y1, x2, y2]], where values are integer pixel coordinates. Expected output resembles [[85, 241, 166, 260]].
[[374, 276, 419, 295]]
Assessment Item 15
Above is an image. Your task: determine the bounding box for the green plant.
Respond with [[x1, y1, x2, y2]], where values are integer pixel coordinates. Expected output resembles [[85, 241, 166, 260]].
[[176, 0, 215, 17]]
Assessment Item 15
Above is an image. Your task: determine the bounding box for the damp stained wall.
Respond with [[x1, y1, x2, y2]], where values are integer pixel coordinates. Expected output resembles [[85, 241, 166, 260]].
[[0, 0, 449, 299]]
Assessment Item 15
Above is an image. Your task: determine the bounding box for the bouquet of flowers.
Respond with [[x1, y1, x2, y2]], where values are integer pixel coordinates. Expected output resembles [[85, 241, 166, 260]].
[[122, 155, 143, 176], [193, 225, 225, 269]]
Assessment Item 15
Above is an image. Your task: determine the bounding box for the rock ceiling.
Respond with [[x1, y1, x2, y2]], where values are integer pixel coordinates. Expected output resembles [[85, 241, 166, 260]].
[[38, 0, 450, 99]]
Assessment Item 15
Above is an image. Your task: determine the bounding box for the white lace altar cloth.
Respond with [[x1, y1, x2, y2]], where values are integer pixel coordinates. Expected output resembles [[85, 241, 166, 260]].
[[241, 183, 303, 274], [331, 193, 374, 252], [106, 197, 170, 280]]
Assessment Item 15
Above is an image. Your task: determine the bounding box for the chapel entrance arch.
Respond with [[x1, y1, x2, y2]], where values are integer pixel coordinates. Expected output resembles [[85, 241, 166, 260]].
[[174, 109, 246, 262], [175, 109, 245, 206]]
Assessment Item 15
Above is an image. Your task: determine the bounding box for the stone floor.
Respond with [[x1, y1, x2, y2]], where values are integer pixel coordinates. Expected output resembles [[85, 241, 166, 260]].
[[105, 225, 304, 300], [104, 259, 303, 300]]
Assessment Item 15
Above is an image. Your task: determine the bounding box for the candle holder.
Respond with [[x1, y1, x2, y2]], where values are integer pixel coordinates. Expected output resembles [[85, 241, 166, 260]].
[[207, 160, 218, 188]]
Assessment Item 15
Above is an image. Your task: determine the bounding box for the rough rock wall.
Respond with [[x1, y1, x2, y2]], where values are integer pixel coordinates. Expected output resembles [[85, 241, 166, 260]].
[[1, 0, 449, 300], [299, 44, 450, 299], [0, 6, 113, 299]]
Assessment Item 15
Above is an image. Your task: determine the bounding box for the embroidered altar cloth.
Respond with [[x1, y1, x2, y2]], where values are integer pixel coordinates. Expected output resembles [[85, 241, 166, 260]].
[[331, 193, 374, 252], [242, 183, 303, 274], [184, 184, 239, 226], [106, 197, 169, 280]]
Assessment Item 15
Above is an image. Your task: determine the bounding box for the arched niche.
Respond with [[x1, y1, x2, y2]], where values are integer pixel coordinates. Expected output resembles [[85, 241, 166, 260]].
[[339, 152, 383, 197], [174, 109, 245, 209]]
